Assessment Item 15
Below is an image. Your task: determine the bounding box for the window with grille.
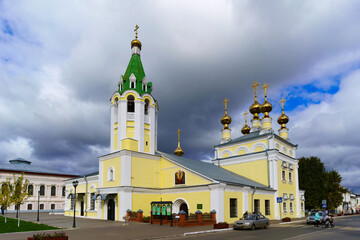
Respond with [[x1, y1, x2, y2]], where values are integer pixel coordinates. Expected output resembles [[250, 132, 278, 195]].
[[283, 202, 287, 213], [254, 199, 260, 214], [230, 198, 237, 218], [40, 185, 45, 196], [90, 193, 95, 210], [62, 186, 66, 197], [28, 185, 33, 196], [265, 200, 270, 215], [51, 186, 56, 196], [282, 170, 286, 181]]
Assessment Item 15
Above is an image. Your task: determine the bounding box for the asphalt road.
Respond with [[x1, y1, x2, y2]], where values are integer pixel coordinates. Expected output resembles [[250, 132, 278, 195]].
[[180, 215, 360, 240]]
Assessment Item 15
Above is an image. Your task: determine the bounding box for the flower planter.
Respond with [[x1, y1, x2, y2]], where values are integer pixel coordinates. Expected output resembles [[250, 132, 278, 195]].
[[28, 237, 68, 240], [214, 223, 229, 229]]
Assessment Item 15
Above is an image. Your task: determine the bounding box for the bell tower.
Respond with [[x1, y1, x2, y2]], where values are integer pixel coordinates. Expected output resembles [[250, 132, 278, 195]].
[[110, 25, 158, 154]]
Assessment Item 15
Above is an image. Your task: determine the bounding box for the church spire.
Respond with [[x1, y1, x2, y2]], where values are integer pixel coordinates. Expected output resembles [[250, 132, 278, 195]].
[[174, 129, 184, 157], [118, 25, 153, 96], [241, 111, 250, 135], [260, 82, 273, 130], [220, 98, 232, 143], [278, 98, 290, 140], [249, 81, 261, 132]]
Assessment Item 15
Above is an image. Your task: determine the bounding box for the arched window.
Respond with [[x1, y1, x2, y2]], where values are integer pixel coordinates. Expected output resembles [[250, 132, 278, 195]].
[[127, 95, 135, 112], [144, 99, 150, 115], [62, 186, 66, 197], [175, 170, 185, 185], [27, 204, 32, 210], [40, 204, 44, 210], [51, 204, 55, 210], [120, 84, 123, 91], [108, 167, 114, 181], [40, 185, 45, 196], [28, 185, 33, 196], [51, 186, 56, 196], [130, 82, 135, 89]]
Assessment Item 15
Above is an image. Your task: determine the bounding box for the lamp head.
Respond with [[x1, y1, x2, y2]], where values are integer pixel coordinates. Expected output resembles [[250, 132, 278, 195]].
[[72, 180, 79, 188]]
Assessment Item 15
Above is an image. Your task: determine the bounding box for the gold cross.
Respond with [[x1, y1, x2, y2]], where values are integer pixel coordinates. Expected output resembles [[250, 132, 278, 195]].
[[134, 25, 139, 39], [279, 98, 286, 110], [223, 98, 229, 111], [251, 81, 260, 97], [262, 82, 269, 97], [177, 128, 181, 142], [243, 110, 248, 122]]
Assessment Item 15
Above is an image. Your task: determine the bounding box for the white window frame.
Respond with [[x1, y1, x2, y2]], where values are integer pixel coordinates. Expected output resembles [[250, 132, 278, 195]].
[[282, 170, 286, 181], [108, 167, 115, 181]]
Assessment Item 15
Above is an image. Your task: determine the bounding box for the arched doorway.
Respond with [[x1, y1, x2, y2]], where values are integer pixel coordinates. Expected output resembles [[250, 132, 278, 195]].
[[173, 198, 189, 215], [179, 203, 188, 215], [107, 199, 115, 221]]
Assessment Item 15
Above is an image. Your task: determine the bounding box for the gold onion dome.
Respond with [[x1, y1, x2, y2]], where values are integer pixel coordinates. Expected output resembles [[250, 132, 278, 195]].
[[131, 24, 142, 49], [260, 82, 272, 118], [174, 129, 184, 157], [221, 98, 232, 129], [249, 100, 261, 119], [241, 123, 250, 135], [174, 145, 184, 157], [278, 98, 289, 129]]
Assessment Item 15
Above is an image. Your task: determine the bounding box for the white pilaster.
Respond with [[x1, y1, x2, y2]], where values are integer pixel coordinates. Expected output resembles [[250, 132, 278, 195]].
[[209, 183, 226, 222], [121, 154, 131, 186], [295, 164, 301, 218], [119, 187, 133, 221], [134, 100, 144, 152], [99, 161, 103, 188], [243, 187, 250, 212], [149, 105, 156, 154], [274, 193, 280, 220]]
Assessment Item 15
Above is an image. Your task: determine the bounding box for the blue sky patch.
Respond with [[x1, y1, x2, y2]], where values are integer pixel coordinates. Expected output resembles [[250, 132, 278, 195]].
[[284, 76, 341, 112], [2, 19, 14, 36]]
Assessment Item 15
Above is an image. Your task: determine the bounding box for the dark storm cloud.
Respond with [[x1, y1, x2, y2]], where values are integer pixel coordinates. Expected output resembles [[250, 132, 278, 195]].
[[1, 0, 360, 190]]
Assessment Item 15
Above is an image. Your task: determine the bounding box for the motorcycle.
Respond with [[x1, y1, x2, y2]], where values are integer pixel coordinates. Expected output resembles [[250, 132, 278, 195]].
[[322, 215, 334, 228]]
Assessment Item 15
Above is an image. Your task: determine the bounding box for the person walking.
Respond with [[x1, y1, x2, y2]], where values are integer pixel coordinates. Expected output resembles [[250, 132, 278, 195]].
[[243, 211, 248, 219], [314, 211, 320, 227]]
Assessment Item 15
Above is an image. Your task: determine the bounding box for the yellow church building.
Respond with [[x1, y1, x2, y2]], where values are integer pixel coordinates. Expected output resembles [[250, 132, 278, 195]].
[[64, 28, 305, 223]]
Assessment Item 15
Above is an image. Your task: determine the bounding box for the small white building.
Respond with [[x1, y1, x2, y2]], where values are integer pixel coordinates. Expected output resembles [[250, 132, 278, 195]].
[[0, 158, 78, 212]]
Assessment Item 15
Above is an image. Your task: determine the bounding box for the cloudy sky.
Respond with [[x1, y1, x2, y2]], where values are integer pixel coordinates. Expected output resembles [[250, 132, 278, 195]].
[[1, 0, 360, 192]]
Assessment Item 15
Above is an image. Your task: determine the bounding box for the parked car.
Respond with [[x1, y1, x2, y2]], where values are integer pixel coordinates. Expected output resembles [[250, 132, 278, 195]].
[[307, 210, 327, 224], [233, 214, 269, 230]]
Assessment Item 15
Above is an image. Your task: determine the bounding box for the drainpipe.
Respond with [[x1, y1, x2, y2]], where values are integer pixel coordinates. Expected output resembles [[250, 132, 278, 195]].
[[84, 176, 88, 217], [251, 187, 257, 213]]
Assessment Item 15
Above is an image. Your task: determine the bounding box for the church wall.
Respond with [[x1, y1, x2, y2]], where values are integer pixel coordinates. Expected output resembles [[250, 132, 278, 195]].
[[102, 157, 121, 187], [131, 156, 158, 188], [221, 159, 269, 186], [223, 191, 243, 223], [121, 139, 138, 151], [218, 139, 267, 158], [277, 160, 298, 218], [159, 158, 212, 188], [248, 193, 275, 220], [132, 193, 160, 216], [162, 191, 211, 215]]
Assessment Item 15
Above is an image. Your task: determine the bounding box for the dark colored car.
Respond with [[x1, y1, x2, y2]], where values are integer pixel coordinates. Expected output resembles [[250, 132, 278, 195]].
[[233, 214, 269, 230]]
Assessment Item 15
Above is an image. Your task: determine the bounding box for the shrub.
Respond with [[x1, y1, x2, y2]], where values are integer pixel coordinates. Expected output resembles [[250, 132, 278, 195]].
[[32, 231, 66, 240], [282, 217, 291, 222]]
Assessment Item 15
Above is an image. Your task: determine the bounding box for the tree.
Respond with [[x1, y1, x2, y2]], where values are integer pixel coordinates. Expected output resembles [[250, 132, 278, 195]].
[[324, 170, 346, 210], [298, 156, 327, 209], [12, 174, 30, 227], [0, 177, 14, 223]]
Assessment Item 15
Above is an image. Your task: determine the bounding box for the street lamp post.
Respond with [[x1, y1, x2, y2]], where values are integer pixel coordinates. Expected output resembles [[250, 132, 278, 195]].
[[72, 180, 78, 228], [37, 190, 40, 222]]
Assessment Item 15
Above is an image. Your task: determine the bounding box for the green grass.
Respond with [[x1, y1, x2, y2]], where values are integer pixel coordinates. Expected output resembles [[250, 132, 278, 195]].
[[0, 215, 60, 233]]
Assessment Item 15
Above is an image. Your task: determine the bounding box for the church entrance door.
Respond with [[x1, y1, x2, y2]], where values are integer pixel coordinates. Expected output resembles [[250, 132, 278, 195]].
[[107, 199, 115, 221], [80, 201, 84, 216], [179, 203, 188, 215]]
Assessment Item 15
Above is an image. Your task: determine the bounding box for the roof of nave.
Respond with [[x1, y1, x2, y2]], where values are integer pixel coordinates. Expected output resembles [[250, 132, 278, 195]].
[[158, 151, 273, 190], [0, 158, 79, 177], [214, 131, 296, 148]]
